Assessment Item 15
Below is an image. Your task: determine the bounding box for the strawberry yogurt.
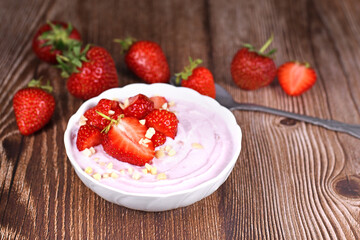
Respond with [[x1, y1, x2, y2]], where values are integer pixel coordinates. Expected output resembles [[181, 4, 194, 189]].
[[68, 97, 236, 194]]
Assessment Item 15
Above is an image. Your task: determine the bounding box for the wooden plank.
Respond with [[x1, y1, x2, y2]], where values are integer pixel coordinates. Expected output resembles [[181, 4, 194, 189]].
[[0, 0, 359, 239]]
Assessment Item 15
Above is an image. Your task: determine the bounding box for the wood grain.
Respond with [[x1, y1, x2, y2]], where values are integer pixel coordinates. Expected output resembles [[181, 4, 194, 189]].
[[0, 0, 359, 239]]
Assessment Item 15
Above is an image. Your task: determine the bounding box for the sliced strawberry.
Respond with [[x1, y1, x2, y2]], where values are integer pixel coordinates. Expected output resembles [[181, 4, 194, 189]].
[[76, 125, 103, 151], [151, 131, 167, 148], [123, 94, 154, 119], [102, 117, 155, 166], [145, 109, 178, 139], [277, 62, 317, 96], [150, 96, 168, 109], [84, 99, 123, 129]]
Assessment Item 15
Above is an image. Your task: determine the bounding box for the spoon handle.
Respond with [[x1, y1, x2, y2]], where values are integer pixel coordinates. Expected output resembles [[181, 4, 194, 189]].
[[231, 103, 360, 139]]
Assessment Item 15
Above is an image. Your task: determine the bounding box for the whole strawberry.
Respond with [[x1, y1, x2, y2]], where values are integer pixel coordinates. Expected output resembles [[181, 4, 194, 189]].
[[175, 57, 216, 98], [76, 124, 103, 151], [277, 61, 317, 96], [13, 79, 55, 135], [145, 109, 178, 139], [115, 37, 170, 83], [123, 94, 154, 119], [231, 36, 277, 90], [83, 99, 123, 129], [57, 45, 119, 100], [32, 21, 81, 64]]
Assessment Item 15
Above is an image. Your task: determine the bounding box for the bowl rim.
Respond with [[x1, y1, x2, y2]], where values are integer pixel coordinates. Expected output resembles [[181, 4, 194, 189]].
[[64, 83, 242, 198]]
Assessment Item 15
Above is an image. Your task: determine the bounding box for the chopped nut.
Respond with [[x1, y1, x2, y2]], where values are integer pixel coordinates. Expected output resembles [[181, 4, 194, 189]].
[[106, 162, 113, 169], [168, 148, 176, 156], [89, 147, 96, 154], [138, 138, 149, 147], [82, 148, 94, 157], [108, 110, 115, 115], [103, 173, 110, 178], [145, 127, 156, 139], [85, 167, 93, 174], [150, 167, 157, 175], [128, 167, 134, 174], [132, 172, 141, 180], [161, 103, 168, 109], [93, 173, 101, 180], [155, 150, 165, 159], [168, 101, 175, 107], [139, 119, 146, 125], [157, 173, 167, 180], [119, 169, 126, 175], [111, 172, 119, 179], [120, 98, 129, 109], [142, 169, 149, 175], [99, 161, 106, 166], [79, 115, 88, 126], [191, 143, 203, 149], [145, 163, 152, 171], [164, 145, 172, 152], [93, 157, 99, 162]]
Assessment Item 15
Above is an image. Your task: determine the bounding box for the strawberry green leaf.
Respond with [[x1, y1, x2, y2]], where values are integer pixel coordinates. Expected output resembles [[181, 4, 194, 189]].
[[56, 43, 90, 78], [114, 37, 136, 54], [174, 57, 203, 84]]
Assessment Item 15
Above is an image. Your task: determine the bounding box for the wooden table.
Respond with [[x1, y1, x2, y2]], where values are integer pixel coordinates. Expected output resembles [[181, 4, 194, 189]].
[[1, 0, 360, 239]]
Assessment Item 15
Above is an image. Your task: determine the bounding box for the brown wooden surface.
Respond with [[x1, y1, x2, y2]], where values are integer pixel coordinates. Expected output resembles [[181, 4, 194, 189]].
[[1, 0, 360, 239]]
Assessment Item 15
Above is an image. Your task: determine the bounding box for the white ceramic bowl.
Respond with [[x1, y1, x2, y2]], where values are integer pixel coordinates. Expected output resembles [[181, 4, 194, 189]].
[[64, 83, 242, 211]]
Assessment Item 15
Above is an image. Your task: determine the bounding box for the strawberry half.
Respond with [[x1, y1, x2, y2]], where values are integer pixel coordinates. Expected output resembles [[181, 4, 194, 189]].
[[145, 109, 178, 139], [13, 79, 55, 135], [123, 94, 154, 119], [277, 62, 317, 96], [76, 124, 103, 151], [102, 117, 155, 166], [175, 57, 216, 98], [84, 99, 123, 130], [150, 96, 168, 109]]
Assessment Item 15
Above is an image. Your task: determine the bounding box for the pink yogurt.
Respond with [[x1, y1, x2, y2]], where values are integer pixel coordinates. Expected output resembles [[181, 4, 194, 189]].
[[68, 97, 235, 194]]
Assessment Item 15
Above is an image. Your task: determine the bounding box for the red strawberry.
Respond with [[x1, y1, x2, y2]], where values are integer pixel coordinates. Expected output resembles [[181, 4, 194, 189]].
[[123, 94, 154, 119], [175, 57, 216, 98], [145, 109, 178, 139], [102, 116, 155, 166], [231, 36, 277, 90], [76, 125, 103, 151], [151, 131, 167, 148], [277, 62, 317, 96], [32, 21, 81, 64], [150, 96, 168, 109], [57, 45, 119, 100], [115, 37, 170, 83], [13, 79, 55, 135], [84, 99, 123, 129]]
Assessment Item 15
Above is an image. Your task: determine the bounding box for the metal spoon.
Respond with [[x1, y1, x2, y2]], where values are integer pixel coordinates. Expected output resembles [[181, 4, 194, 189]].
[[214, 83, 360, 139]]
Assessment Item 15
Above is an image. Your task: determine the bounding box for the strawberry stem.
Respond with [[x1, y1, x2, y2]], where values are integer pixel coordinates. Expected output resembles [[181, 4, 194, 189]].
[[174, 57, 202, 85], [114, 37, 136, 54], [96, 111, 124, 133], [243, 34, 277, 58], [259, 34, 273, 54], [28, 78, 53, 92]]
